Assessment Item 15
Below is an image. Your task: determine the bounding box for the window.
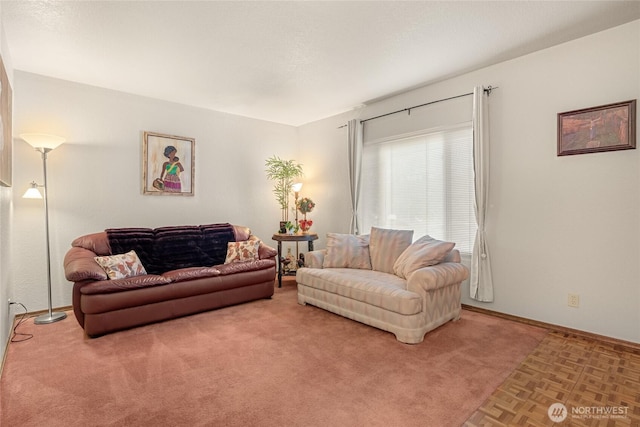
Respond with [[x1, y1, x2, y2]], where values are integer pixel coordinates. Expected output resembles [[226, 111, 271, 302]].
[[360, 123, 476, 253]]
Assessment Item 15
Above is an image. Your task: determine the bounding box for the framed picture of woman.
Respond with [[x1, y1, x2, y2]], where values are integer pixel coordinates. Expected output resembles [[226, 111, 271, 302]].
[[142, 131, 195, 196]]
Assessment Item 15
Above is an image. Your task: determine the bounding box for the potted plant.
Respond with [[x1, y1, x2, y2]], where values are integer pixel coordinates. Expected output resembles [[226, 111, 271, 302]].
[[265, 156, 304, 225], [284, 221, 299, 235]]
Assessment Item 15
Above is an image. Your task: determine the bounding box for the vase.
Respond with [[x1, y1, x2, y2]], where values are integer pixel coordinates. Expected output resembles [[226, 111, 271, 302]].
[[299, 219, 313, 232]]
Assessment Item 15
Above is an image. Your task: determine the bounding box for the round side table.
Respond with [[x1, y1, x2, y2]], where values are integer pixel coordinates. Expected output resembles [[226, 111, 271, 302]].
[[271, 232, 318, 287]]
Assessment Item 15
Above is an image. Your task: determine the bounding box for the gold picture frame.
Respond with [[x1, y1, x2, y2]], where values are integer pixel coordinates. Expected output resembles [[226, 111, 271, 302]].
[[142, 131, 195, 196], [0, 55, 13, 187], [558, 100, 636, 156]]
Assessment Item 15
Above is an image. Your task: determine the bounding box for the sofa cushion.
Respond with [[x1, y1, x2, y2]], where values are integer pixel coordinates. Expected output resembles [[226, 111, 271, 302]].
[[368, 227, 413, 274], [162, 267, 221, 283], [94, 250, 147, 280], [215, 258, 276, 276], [106, 228, 155, 271], [80, 274, 172, 295], [393, 235, 456, 279], [105, 223, 236, 275], [322, 233, 371, 270], [152, 226, 205, 273], [225, 236, 260, 263], [199, 223, 237, 265], [296, 268, 422, 316]]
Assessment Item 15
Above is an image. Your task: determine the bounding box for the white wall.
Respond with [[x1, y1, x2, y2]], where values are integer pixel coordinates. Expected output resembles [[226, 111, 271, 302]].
[[10, 72, 298, 316], [299, 21, 640, 343], [0, 1, 15, 363]]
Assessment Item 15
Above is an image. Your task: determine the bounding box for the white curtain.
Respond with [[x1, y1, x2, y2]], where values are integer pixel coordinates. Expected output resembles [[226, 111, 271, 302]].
[[348, 119, 363, 234], [470, 86, 494, 302]]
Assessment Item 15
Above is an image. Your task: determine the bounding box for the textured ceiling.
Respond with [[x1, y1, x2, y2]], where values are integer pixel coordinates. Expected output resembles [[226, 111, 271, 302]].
[[2, 1, 639, 126]]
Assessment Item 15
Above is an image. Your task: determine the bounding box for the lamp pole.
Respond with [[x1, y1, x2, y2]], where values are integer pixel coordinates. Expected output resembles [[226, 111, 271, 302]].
[[33, 147, 66, 324]]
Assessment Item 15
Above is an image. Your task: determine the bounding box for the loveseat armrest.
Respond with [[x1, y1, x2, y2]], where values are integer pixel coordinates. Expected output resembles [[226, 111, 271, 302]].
[[304, 249, 327, 268], [407, 262, 469, 293]]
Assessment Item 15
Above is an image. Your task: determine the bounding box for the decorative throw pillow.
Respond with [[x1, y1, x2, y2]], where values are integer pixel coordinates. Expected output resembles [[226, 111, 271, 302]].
[[94, 250, 147, 280], [322, 233, 372, 269], [393, 235, 456, 279], [368, 227, 414, 274], [224, 236, 261, 264]]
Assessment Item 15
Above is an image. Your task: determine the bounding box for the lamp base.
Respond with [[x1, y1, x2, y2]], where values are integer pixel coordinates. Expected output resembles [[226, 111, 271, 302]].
[[34, 311, 67, 324]]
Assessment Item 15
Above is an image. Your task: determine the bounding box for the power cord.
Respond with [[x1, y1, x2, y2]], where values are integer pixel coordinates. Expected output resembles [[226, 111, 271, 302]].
[[10, 302, 33, 343]]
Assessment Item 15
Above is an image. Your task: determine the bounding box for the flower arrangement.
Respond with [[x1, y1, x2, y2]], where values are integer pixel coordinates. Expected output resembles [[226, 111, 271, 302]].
[[299, 219, 313, 232], [297, 197, 315, 232], [297, 197, 315, 215]]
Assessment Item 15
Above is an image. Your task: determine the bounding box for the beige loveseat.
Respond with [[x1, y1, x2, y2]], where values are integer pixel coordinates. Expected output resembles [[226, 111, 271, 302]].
[[296, 227, 469, 344]]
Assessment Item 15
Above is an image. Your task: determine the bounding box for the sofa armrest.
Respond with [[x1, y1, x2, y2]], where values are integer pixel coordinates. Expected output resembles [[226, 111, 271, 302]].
[[258, 241, 278, 259], [64, 247, 108, 282], [407, 262, 469, 293], [304, 249, 327, 268]]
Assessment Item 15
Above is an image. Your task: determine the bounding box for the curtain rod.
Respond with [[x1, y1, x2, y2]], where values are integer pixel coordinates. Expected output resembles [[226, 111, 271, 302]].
[[338, 85, 497, 128]]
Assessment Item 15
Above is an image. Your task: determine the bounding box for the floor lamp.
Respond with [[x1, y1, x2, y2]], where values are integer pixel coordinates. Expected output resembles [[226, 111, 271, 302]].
[[21, 133, 67, 324]]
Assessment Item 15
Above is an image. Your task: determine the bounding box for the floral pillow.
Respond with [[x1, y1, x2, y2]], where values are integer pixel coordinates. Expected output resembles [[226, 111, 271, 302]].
[[225, 236, 261, 263], [94, 250, 147, 280]]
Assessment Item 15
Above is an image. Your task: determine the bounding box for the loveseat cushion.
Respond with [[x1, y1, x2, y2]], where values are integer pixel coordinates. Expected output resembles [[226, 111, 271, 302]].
[[322, 233, 371, 269], [296, 268, 422, 316], [369, 227, 413, 274], [80, 275, 171, 295]]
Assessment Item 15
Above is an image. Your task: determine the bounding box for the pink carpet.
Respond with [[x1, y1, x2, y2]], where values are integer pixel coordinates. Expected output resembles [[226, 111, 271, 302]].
[[1, 280, 547, 426]]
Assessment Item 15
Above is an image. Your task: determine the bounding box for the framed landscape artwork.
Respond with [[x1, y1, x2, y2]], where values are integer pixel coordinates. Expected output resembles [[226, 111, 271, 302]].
[[558, 100, 636, 156], [142, 131, 195, 196], [0, 55, 12, 187]]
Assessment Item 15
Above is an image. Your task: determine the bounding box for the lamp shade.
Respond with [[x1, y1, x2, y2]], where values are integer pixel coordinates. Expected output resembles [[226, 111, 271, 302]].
[[291, 182, 303, 192], [20, 133, 65, 150], [23, 182, 43, 199]]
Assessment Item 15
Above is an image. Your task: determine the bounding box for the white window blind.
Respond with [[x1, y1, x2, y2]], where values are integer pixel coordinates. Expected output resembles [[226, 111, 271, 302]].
[[360, 123, 476, 253]]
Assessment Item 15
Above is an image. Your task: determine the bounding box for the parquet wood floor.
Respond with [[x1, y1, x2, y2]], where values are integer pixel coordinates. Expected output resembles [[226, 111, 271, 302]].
[[464, 331, 640, 426]]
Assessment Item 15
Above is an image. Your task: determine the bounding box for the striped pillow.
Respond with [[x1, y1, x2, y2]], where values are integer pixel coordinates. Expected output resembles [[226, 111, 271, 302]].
[[368, 227, 413, 274], [393, 235, 455, 279], [322, 233, 372, 269]]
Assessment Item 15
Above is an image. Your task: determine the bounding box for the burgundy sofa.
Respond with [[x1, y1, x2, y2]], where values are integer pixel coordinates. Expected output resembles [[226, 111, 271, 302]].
[[63, 223, 276, 337]]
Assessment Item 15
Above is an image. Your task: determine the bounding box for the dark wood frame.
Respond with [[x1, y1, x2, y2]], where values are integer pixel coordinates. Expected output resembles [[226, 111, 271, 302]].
[[558, 100, 636, 156]]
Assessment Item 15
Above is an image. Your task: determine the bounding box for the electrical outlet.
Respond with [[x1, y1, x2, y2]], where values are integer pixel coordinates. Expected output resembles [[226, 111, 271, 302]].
[[568, 293, 580, 308]]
